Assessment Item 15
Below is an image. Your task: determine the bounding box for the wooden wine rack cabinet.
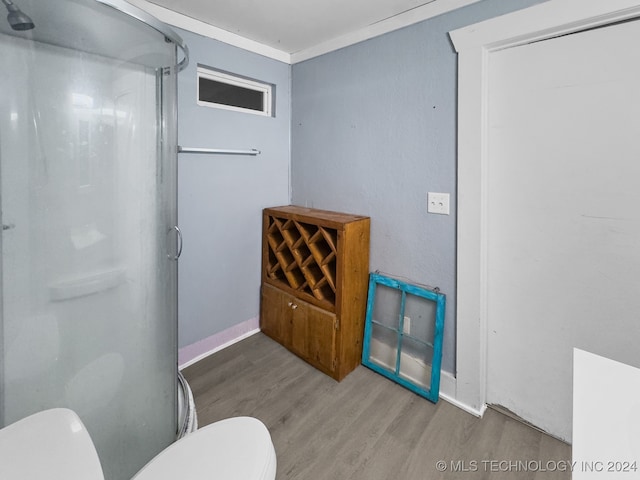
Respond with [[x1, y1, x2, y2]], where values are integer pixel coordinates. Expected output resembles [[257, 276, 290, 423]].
[[260, 205, 370, 381]]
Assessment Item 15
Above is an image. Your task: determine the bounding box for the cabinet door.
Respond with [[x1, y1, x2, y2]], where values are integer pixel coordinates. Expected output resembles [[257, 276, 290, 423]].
[[261, 284, 337, 376], [260, 284, 292, 346], [289, 300, 308, 358], [306, 303, 337, 374]]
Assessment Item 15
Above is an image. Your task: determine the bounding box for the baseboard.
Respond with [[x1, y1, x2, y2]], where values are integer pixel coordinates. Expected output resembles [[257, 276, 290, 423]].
[[366, 336, 485, 417], [179, 320, 487, 418], [178, 317, 260, 369], [440, 383, 486, 418]]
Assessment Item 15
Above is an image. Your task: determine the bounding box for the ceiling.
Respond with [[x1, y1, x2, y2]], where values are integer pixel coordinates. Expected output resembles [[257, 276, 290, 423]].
[[141, 0, 480, 61]]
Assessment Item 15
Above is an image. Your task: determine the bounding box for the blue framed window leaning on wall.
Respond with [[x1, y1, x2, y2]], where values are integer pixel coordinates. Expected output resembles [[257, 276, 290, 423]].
[[361, 272, 446, 403]]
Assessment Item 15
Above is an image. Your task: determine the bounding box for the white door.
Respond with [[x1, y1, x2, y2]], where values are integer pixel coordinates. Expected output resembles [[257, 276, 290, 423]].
[[486, 19, 640, 441]]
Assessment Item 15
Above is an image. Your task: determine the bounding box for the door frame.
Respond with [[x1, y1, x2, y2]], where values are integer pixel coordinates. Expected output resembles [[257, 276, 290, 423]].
[[448, 0, 640, 415]]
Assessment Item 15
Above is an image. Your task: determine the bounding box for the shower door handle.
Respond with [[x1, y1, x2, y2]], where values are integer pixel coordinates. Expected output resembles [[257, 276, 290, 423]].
[[172, 226, 183, 260]]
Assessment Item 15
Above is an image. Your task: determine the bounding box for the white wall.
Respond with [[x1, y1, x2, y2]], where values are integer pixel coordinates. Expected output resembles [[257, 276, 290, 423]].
[[451, 0, 640, 435], [486, 18, 640, 441]]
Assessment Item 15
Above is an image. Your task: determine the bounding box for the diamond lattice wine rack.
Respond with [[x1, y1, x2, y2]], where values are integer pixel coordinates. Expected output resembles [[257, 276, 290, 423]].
[[265, 216, 338, 308]]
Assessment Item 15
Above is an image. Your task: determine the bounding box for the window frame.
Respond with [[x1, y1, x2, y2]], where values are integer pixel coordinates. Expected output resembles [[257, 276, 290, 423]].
[[361, 272, 446, 403], [196, 66, 273, 117]]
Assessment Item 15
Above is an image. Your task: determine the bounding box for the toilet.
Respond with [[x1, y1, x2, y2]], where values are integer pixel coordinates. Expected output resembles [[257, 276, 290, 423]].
[[0, 408, 277, 480]]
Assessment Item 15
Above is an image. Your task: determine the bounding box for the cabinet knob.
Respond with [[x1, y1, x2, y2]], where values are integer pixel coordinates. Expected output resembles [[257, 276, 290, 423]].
[[291, 304, 298, 310], [287, 302, 293, 307]]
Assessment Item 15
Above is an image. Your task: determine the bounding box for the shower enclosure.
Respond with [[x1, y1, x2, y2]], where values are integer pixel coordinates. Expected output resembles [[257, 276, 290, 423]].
[[0, 1, 187, 479]]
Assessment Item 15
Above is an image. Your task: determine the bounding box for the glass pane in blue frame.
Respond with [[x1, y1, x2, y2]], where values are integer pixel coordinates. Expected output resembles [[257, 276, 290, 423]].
[[399, 335, 434, 390], [371, 284, 402, 330], [368, 323, 398, 372]]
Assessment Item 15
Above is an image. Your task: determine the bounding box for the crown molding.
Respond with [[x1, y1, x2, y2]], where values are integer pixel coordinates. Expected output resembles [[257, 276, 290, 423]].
[[125, 0, 292, 63], [290, 0, 481, 63], [127, 0, 482, 64]]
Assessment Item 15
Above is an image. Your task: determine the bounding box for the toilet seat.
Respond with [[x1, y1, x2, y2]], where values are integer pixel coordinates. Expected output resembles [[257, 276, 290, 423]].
[[132, 416, 277, 480], [0, 409, 276, 480]]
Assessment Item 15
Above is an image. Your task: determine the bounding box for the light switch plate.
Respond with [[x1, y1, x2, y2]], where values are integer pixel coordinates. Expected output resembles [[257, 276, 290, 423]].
[[427, 192, 450, 215]]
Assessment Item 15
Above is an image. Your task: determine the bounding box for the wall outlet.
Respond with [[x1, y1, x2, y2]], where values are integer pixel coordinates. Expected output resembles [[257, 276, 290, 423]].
[[403, 316, 411, 335], [427, 192, 450, 215]]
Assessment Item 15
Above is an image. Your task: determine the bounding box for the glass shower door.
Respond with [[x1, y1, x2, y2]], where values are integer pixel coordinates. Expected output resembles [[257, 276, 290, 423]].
[[0, 1, 184, 479]]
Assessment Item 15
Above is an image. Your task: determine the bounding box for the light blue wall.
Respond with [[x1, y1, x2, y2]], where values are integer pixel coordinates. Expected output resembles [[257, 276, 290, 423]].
[[176, 29, 290, 348], [291, 0, 544, 374]]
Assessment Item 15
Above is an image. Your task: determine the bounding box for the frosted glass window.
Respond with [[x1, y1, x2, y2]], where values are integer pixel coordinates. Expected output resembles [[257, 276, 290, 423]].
[[197, 66, 272, 116]]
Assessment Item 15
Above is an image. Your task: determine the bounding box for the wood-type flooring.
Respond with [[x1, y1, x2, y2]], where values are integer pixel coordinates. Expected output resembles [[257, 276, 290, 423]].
[[182, 333, 571, 480]]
